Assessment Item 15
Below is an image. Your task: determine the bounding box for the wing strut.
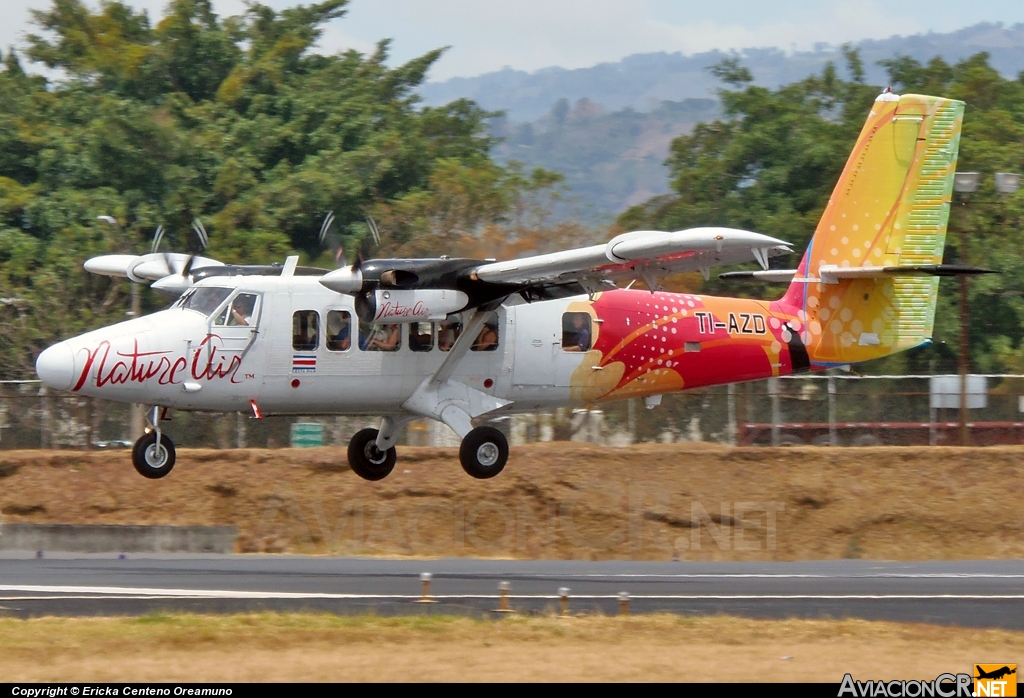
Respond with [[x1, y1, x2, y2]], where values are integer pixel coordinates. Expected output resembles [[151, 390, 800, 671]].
[[394, 305, 513, 446]]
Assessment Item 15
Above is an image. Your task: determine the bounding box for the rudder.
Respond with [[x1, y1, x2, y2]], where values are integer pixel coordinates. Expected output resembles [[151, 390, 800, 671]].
[[781, 92, 964, 366]]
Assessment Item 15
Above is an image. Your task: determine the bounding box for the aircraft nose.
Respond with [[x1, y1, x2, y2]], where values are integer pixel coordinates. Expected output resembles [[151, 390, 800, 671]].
[[36, 342, 76, 391]]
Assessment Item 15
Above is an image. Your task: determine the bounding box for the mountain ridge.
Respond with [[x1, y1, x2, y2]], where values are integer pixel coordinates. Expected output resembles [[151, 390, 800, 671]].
[[422, 22, 1024, 121]]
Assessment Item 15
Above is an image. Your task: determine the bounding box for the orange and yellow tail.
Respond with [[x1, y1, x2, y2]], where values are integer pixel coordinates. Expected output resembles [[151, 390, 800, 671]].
[[781, 92, 965, 366]]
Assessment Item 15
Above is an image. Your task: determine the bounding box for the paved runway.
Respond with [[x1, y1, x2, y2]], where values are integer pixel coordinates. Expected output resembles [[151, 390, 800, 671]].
[[1, 553, 1023, 628]]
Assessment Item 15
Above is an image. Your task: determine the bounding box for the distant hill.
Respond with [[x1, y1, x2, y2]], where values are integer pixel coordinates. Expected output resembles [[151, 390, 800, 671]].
[[423, 23, 1024, 121], [489, 98, 720, 223], [425, 22, 1024, 222]]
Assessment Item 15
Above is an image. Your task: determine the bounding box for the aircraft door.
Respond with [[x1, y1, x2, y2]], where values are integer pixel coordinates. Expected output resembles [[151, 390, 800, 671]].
[[511, 305, 557, 387]]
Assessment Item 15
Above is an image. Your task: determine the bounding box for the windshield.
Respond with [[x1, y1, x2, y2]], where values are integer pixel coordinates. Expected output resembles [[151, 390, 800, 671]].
[[176, 287, 232, 316]]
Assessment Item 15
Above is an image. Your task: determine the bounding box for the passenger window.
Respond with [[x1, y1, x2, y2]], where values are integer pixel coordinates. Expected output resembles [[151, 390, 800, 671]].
[[438, 318, 463, 352], [409, 322, 433, 352], [470, 312, 500, 352], [325, 310, 352, 352], [292, 310, 319, 351], [215, 293, 259, 327], [562, 312, 592, 352], [359, 322, 401, 352]]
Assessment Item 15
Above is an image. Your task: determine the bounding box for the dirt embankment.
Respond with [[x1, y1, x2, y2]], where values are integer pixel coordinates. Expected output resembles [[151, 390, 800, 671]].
[[0, 444, 1022, 560]]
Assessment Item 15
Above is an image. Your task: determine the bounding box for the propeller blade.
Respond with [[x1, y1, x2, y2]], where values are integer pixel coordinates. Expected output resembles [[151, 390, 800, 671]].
[[366, 216, 381, 246], [150, 225, 165, 255], [352, 233, 375, 272], [191, 218, 209, 251], [317, 211, 346, 268], [318, 211, 336, 246], [182, 254, 196, 278]]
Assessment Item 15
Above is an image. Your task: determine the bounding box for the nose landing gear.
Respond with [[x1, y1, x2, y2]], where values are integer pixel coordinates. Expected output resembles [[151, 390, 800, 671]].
[[347, 427, 397, 481], [132, 407, 176, 479]]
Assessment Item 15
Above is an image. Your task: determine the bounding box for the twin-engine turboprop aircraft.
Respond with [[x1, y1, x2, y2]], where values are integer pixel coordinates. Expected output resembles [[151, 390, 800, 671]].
[[37, 92, 973, 481]]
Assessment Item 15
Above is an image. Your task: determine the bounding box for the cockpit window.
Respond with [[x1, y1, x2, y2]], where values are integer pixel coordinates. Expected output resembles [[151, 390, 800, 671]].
[[213, 293, 259, 327], [177, 287, 232, 316]]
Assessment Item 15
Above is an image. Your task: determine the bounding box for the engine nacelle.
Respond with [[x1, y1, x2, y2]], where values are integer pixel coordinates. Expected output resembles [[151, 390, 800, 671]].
[[354, 289, 469, 325]]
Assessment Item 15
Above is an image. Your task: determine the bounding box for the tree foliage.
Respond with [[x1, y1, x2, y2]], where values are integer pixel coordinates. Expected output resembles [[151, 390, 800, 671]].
[[620, 51, 1024, 374], [0, 0, 569, 378]]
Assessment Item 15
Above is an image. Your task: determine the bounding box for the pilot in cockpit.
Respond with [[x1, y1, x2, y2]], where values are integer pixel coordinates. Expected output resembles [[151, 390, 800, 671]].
[[228, 294, 257, 326]]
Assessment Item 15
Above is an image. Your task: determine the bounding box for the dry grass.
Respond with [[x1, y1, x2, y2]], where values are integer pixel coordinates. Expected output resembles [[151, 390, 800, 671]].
[[2, 443, 1024, 560], [0, 612, 1019, 682]]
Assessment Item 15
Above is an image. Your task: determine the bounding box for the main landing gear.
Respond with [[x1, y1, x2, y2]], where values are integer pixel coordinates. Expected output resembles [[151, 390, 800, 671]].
[[459, 426, 508, 479], [132, 406, 176, 479], [346, 422, 508, 482]]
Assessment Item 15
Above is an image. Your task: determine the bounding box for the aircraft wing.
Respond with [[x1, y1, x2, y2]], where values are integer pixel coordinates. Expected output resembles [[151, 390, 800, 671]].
[[467, 227, 792, 291], [85, 253, 224, 282], [84, 252, 227, 296]]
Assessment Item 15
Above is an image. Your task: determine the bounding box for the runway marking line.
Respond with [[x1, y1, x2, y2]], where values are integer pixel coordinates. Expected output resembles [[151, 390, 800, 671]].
[[566, 573, 1024, 579], [2, 586, 1024, 601]]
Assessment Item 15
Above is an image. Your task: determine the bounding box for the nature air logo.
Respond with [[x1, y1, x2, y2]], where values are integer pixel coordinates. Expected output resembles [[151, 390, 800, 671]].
[[838, 666, 1017, 698], [974, 665, 1017, 697]]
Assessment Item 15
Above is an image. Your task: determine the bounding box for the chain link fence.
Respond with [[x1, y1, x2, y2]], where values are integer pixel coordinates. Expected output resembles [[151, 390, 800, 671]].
[[4, 375, 1024, 450]]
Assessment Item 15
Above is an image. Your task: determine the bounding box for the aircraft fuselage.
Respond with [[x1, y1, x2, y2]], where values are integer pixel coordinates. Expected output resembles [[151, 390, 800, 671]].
[[39, 275, 807, 416]]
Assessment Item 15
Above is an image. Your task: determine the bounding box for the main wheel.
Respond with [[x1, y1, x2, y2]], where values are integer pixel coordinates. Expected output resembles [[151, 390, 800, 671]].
[[459, 426, 508, 479], [348, 428, 397, 481], [132, 431, 176, 479]]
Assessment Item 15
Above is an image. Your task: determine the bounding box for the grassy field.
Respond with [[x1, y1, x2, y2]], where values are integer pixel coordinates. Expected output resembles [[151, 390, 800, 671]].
[[2, 443, 1024, 560], [0, 613, 1019, 682]]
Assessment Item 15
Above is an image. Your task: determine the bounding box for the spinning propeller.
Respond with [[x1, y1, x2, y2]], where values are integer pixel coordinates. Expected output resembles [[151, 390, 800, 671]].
[[317, 214, 382, 293]]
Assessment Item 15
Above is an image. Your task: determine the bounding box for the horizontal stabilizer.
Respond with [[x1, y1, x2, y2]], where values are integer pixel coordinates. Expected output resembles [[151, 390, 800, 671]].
[[719, 269, 798, 282], [817, 264, 996, 283], [722, 264, 995, 283]]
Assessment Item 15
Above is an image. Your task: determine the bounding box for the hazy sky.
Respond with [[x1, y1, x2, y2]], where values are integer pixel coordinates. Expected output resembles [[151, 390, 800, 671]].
[[3, 0, 1024, 81]]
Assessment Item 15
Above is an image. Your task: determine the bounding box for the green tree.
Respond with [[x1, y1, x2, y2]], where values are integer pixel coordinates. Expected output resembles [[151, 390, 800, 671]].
[[0, 1, 565, 379]]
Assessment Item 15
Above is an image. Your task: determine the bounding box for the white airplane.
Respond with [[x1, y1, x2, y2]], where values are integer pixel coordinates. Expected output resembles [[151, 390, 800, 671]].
[[36, 91, 969, 481]]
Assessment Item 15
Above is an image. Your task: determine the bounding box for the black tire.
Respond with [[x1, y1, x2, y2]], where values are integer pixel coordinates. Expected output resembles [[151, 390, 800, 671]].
[[459, 426, 508, 479], [776, 435, 804, 447], [132, 431, 176, 479], [348, 428, 396, 481]]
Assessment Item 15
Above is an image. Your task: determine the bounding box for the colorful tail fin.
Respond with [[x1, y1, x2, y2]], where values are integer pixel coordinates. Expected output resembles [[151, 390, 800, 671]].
[[781, 92, 965, 366]]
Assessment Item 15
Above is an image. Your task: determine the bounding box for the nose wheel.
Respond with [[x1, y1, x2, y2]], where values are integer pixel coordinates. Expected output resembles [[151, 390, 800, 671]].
[[132, 406, 175, 479], [459, 426, 508, 479], [132, 431, 176, 479], [348, 428, 397, 481]]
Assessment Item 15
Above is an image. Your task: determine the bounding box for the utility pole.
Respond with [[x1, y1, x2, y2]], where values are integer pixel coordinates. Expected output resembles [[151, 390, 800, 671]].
[[950, 171, 1021, 446], [958, 254, 970, 446], [952, 173, 978, 447], [130, 282, 145, 441]]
